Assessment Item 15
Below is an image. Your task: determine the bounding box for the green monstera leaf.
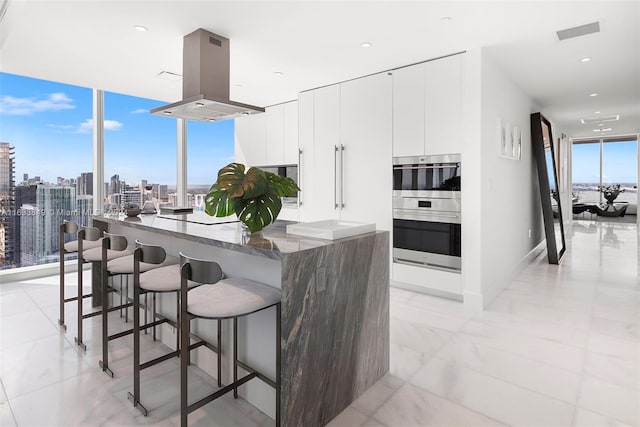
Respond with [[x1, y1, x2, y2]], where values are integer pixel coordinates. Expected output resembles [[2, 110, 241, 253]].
[[233, 186, 283, 233], [204, 162, 300, 233]]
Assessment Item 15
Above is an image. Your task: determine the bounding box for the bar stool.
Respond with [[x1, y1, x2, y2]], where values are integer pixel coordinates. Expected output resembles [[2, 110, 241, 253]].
[[179, 253, 282, 427], [74, 227, 129, 351], [128, 242, 205, 416], [100, 242, 178, 377], [58, 221, 102, 330]]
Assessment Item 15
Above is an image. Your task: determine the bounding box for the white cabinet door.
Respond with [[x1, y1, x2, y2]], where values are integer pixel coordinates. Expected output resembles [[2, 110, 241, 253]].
[[392, 63, 425, 157], [425, 54, 462, 155], [249, 113, 267, 166], [313, 84, 341, 221], [234, 115, 252, 165], [265, 104, 284, 166], [283, 101, 299, 165], [340, 72, 393, 231], [297, 91, 315, 222]]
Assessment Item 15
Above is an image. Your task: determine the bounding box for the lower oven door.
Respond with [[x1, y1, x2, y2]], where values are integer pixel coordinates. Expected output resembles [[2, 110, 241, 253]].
[[393, 218, 461, 270]]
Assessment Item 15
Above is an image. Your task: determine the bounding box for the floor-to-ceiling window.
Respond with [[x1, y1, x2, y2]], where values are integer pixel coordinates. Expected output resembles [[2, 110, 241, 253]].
[[0, 72, 237, 272], [0, 72, 92, 269], [572, 137, 638, 207], [187, 120, 234, 211], [104, 92, 177, 211]]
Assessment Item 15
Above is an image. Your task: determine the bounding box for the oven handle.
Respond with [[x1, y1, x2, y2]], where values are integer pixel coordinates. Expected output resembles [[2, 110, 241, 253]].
[[393, 165, 459, 170], [393, 211, 461, 224], [393, 257, 462, 272]]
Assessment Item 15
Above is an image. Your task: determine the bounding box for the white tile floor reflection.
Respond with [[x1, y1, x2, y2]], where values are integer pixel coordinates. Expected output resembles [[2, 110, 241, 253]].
[[1, 219, 638, 426]]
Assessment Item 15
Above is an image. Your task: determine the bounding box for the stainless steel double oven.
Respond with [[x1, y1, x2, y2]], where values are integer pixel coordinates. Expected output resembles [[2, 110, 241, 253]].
[[392, 154, 461, 271]]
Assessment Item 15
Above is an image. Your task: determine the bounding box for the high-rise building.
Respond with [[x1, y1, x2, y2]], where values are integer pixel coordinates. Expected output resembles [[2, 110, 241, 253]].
[[75, 195, 93, 227], [0, 142, 16, 268], [159, 184, 168, 202], [34, 185, 76, 263], [109, 174, 121, 195], [19, 204, 37, 267], [14, 184, 37, 266], [122, 184, 142, 207], [77, 172, 93, 196]]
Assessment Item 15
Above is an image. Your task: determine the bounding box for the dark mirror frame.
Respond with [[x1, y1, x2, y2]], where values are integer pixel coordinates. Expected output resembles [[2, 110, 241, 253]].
[[531, 112, 566, 264]]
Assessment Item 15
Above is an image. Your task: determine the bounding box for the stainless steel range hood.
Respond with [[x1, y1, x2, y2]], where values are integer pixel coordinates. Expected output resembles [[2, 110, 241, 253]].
[[151, 29, 264, 122]]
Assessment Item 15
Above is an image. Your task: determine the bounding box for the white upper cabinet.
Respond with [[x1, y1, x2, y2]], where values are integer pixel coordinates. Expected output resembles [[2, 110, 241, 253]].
[[249, 113, 267, 166], [425, 54, 462, 155], [283, 101, 299, 165], [265, 104, 284, 166], [392, 63, 425, 157], [234, 114, 251, 165], [234, 101, 299, 167], [392, 54, 463, 157]]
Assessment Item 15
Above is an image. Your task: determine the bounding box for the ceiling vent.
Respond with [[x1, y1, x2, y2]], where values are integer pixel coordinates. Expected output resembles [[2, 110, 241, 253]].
[[556, 21, 600, 41], [581, 114, 620, 124]]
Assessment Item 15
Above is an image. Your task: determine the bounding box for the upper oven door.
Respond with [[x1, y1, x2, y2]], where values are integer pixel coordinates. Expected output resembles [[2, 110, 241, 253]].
[[393, 154, 461, 199]]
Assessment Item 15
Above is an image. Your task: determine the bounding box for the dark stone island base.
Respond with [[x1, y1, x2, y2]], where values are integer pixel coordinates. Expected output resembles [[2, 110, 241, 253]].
[[93, 214, 389, 426]]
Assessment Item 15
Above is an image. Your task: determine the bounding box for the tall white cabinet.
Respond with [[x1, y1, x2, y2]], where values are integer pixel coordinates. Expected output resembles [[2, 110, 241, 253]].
[[392, 54, 462, 157], [298, 72, 392, 231], [235, 100, 298, 167]]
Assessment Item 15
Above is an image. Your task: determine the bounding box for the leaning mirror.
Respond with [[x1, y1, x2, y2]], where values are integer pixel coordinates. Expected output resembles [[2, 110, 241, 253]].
[[531, 112, 566, 264]]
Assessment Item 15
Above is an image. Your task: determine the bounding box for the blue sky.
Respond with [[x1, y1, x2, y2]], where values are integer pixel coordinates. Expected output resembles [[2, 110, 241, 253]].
[[0, 72, 234, 186]]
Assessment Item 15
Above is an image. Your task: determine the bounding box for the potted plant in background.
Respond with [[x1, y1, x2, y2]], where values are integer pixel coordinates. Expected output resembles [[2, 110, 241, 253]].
[[204, 163, 300, 233], [598, 184, 625, 205]]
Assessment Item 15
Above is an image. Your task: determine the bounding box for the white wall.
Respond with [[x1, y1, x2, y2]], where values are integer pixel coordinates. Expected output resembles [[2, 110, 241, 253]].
[[462, 48, 545, 309]]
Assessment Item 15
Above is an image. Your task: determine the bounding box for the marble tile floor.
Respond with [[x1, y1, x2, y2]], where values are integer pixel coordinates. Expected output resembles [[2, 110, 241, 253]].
[[1, 219, 638, 426]]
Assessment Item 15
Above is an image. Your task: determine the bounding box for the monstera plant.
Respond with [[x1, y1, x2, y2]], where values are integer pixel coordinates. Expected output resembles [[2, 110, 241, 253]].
[[204, 163, 300, 233]]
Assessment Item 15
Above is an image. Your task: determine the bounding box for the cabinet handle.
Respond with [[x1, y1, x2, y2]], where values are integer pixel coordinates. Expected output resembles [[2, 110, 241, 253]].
[[340, 144, 345, 209], [298, 148, 303, 207], [334, 145, 339, 209]]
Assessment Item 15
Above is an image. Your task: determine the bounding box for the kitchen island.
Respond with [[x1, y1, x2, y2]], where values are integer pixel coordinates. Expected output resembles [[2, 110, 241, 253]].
[[93, 213, 389, 426]]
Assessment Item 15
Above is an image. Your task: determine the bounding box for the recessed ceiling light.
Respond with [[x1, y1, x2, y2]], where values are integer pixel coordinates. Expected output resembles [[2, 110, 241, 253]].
[[598, 123, 604, 126], [589, 93, 599, 97], [440, 17, 452, 23], [195, 102, 205, 107], [273, 71, 284, 77], [580, 57, 592, 63], [593, 129, 601, 132], [360, 42, 372, 48], [594, 111, 601, 114], [133, 25, 149, 32], [163, 111, 172, 115], [602, 128, 612, 132]]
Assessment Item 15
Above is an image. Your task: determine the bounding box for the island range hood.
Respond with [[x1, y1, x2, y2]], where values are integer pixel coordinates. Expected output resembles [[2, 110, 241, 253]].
[[151, 29, 264, 122]]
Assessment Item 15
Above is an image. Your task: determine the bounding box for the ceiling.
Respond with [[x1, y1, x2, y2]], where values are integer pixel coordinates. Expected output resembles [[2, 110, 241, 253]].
[[1, 1, 638, 139]]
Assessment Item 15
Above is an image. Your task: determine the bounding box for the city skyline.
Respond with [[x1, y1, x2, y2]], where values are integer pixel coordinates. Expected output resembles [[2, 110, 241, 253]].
[[0, 72, 235, 186]]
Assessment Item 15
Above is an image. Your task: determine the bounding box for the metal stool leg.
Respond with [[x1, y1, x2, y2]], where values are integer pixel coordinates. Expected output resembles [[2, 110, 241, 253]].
[[74, 256, 86, 351], [276, 303, 281, 427], [99, 265, 114, 377], [153, 293, 157, 342], [125, 275, 129, 323], [233, 318, 237, 397], [218, 319, 222, 387], [59, 250, 67, 330], [127, 283, 148, 415]]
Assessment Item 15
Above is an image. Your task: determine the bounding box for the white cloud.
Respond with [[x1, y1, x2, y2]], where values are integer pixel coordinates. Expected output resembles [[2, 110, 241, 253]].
[[130, 108, 148, 114], [0, 92, 75, 115], [47, 123, 75, 130], [78, 119, 123, 133]]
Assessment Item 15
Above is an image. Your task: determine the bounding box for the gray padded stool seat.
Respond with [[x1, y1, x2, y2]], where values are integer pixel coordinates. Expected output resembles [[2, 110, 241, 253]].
[[63, 238, 102, 253], [187, 277, 281, 318], [179, 255, 282, 427], [107, 254, 178, 274], [83, 246, 131, 262], [139, 264, 200, 292]]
